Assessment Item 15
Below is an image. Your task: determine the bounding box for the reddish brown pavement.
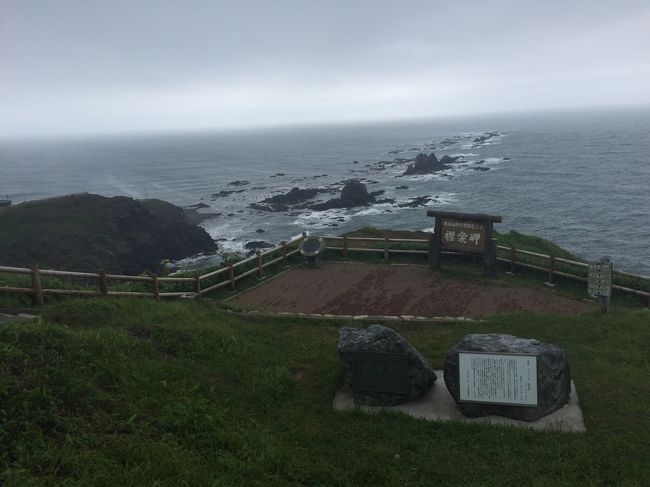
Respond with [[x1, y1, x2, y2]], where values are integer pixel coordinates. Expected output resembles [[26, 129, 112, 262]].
[[228, 262, 589, 317]]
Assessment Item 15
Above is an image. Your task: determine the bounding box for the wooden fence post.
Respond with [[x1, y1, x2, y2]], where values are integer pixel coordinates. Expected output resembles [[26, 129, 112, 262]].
[[257, 251, 263, 277], [151, 274, 160, 301], [384, 236, 389, 260], [194, 276, 201, 297], [428, 233, 440, 270], [98, 270, 108, 296], [548, 255, 555, 283], [31, 264, 44, 307], [281, 241, 287, 264], [229, 265, 235, 290], [343, 236, 348, 258], [510, 245, 516, 273]]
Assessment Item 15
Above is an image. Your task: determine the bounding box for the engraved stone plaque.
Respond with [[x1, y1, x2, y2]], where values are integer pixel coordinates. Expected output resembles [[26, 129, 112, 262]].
[[458, 352, 538, 407], [350, 351, 410, 395]]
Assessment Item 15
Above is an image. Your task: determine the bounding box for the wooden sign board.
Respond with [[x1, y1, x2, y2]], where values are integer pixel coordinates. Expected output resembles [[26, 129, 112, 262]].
[[350, 351, 411, 394], [458, 352, 538, 407], [588, 258, 612, 297], [441, 218, 486, 254], [427, 210, 502, 276]]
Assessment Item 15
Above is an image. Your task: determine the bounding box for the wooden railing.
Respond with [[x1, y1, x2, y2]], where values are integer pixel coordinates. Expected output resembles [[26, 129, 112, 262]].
[[320, 235, 650, 307], [495, 245, 650, 305], [0, 235, 304, 305], [2, 232, 649, 307]]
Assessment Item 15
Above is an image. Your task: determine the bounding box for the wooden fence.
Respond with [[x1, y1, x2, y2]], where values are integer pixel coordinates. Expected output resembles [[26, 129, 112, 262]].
[[320, 235, 650, 307], [1, 233, 649, 307], [0, 235, 304, 305]]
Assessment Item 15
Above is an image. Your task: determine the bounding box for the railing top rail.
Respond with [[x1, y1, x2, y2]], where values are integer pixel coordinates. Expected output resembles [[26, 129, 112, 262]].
[[0, 265, 31, 274], [40, 269, 100, 279]]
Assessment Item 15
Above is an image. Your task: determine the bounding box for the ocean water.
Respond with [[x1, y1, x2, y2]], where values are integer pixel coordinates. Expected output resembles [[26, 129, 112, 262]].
[[1, 105, 649, 274]]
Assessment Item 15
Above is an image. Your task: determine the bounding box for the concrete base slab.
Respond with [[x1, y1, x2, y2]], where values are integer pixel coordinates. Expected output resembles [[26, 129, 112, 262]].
[[333, 370, 586, 433], [0, 313, 40, 325]]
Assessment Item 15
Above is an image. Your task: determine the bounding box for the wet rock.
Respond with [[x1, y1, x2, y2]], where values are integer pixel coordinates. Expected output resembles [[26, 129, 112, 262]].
[[395, 185, 409, 190], [211, 190, 237, 198], [397, 196, 434, 208], [402, 153, 443, 176], [227, 180, 249, 186], [444, 333, 571, 422], [438, 155, 461, 165], [248, 202, 290, 212], [310, 180, 375, 211], [338, 324, 437, 406], [244, 240, 273, 250], [263, 187, 322, 205], [473, 167, 490, 171], [186, 202, 210, 209]]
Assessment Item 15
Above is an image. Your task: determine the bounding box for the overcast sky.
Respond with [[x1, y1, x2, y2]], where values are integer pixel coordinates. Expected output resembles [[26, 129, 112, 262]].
[[1, 0, 649, 137]]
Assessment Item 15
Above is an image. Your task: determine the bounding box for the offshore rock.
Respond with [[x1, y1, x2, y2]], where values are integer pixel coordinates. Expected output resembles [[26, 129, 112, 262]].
[[444, 333, 571, 421], [338, 324, 437, 406], [311, 180, 375, 211]]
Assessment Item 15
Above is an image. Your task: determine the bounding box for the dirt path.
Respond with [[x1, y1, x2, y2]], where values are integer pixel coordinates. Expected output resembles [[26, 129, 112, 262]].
[[229, 262, 589, 317]]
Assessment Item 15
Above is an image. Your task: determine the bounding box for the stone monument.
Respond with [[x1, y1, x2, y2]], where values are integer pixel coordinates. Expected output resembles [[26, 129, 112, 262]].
[[444, 333, 571, 421], [337, 325, 437, 406]]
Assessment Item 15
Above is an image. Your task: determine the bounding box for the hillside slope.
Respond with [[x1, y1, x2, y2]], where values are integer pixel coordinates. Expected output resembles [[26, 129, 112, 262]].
[[0, 194, 217, 274], [1, 299, 649, 484]]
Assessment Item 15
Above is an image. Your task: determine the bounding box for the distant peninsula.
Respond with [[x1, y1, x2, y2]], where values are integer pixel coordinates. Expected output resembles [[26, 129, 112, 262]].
[[0, 194, 217, 274]]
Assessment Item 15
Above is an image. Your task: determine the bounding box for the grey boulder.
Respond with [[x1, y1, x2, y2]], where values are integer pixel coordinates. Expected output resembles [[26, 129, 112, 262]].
[[338, 324, 437, 406], [444, 333, 571, 421]]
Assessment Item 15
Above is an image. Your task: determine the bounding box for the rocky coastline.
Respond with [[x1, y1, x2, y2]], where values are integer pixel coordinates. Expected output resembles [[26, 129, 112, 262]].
[[0, 194, 218, 274]]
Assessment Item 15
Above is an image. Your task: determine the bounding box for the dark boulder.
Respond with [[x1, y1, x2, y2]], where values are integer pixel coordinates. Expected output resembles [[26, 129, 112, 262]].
[[438, 155, 461, 165], [338, 324, 437, 406], [397, 196, 434, 208], [311, 180, 375, 211], [248, 202, 290, 212], [402, 153, 439, 175], [244, 240, 273, 250], [263, 187, 322, 205], [444, 333, 571, 421]]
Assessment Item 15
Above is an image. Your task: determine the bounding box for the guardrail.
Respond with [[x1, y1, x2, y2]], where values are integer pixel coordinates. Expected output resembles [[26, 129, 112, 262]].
[[320, 235, 650, 307], [0, 234, 305, 305], [2, 232, 649, 307]]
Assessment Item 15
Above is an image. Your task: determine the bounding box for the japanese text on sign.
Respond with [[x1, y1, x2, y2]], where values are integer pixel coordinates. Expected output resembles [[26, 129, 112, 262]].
[[458, 352, 538, 406], [588, 259, 613, 297], [441, 219, 485, 252]]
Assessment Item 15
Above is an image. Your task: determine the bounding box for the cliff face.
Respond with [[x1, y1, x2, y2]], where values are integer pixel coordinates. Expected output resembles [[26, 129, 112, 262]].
[[0, 194, 217, 274]]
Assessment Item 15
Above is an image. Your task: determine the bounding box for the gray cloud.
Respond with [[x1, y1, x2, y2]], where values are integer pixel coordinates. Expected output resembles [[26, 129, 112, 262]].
[[1, 0, 649, 136]]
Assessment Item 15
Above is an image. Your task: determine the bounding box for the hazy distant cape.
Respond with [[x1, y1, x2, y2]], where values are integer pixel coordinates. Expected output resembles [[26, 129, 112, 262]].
[[0, 194, 217, 274]]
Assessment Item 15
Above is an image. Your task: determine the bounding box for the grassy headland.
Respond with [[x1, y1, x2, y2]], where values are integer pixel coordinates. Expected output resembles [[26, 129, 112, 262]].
[[1, 299, 650, 485]]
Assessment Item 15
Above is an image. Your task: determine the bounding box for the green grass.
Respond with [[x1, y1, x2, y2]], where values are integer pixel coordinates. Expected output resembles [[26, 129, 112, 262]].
[[2, 299, 650, 485]]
